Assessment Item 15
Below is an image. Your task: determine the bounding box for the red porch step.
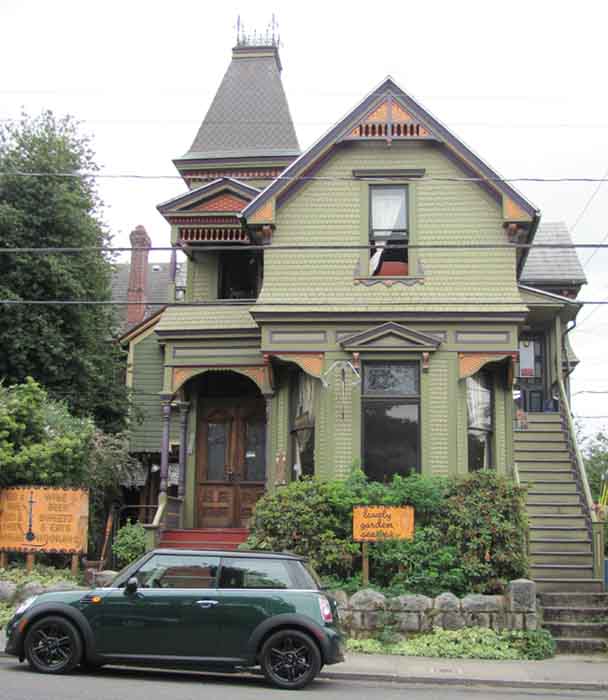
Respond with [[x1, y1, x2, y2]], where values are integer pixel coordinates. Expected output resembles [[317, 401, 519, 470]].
[[159, 528, 250, 551]]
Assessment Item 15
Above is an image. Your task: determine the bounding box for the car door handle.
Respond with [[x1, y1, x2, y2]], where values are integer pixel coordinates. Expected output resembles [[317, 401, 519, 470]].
[[195, 599, 219, 608]]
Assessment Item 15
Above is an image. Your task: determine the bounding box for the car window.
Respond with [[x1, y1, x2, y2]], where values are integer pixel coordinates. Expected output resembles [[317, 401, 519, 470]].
[[133, 554, 219, 589], [219, 557, 294, 589]]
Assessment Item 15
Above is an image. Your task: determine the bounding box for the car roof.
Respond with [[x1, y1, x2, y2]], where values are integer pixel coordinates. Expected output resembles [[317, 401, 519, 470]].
[[151, 548, 306, 561]]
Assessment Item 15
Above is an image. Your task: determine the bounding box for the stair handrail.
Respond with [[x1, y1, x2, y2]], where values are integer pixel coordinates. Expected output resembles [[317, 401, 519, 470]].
[[512, 461, 530, 563], [556, 372, 605, 581]]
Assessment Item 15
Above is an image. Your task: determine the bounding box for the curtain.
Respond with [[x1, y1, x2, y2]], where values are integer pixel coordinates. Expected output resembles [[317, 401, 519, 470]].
[[371, 188, 406, 234]]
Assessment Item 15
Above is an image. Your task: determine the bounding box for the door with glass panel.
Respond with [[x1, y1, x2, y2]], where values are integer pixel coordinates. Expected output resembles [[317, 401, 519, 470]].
[[196, 399, 266, 528]]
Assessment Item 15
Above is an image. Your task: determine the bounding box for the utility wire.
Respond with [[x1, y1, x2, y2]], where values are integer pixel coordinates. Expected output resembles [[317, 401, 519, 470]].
[[1, 300, 607, 307], [3, 170, 608, 184], [2, 242, 608, 254]]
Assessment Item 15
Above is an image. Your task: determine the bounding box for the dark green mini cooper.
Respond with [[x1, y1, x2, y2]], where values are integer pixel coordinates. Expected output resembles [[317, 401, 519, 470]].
[[4, 549, 344, 690]]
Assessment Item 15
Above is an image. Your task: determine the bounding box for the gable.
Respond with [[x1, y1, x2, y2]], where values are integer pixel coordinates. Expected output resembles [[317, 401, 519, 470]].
[[157, 177, 259, 218], [243, 77, 538, 228], [340, 322, 442, 353]]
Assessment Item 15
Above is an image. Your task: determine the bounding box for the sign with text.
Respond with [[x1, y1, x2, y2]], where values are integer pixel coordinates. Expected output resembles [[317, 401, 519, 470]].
[[353, 505, 414, 542], [0, 487, 89, 553]]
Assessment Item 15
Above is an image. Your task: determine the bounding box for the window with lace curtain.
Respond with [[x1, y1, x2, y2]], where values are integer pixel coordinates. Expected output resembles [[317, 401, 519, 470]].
[[466, 370, 494, 470], [369, 185, 409, 276]]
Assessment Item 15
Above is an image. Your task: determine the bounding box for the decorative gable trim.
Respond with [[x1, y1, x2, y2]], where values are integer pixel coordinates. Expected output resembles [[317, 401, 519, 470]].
[[157, 177, 259, 217], [340, 322, 442, 353], [242, 77, 538, 223]]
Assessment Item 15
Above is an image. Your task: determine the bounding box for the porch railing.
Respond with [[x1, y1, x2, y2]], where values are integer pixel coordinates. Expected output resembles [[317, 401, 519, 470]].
[[513, 462, 530, 564], [556, 373, 606, 583]]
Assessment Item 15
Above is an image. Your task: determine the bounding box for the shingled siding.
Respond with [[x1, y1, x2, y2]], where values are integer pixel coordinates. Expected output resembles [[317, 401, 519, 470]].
[[188, 253, 217, 301], [426, 351, 451, 475], [259, 141, 523, 312], [130, 332, 164, 452]]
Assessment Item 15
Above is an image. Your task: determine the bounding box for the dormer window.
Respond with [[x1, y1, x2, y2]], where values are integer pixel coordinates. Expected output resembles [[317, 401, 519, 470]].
[[369, 185, 408, 276]]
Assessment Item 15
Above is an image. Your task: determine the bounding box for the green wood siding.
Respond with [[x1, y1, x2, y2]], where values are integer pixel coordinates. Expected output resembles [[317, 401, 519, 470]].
[[130, 332, 164, 452], [257, 141, 525, 314]]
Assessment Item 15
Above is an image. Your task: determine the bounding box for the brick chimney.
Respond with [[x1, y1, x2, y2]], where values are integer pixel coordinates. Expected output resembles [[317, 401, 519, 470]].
[[127, 225, 152, 327]]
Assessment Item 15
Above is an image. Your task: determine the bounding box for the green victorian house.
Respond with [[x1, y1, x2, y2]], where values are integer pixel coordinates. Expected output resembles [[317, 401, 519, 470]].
[[122, 37, 604, 593]]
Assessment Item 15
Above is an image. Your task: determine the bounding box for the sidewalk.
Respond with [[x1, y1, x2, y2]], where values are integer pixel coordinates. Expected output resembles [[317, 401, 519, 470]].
[[2, 629, 606, 690], [321, 652, 608, 690]]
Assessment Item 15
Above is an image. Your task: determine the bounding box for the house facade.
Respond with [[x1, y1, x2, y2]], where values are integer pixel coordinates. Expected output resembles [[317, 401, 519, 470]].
[[122, 37, 603, 591]]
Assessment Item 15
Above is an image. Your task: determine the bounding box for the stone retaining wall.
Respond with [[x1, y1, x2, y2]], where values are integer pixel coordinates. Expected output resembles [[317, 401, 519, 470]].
[[333, 579, 537, 638]]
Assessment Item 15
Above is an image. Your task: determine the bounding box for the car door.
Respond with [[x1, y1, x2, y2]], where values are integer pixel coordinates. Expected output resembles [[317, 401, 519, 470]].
[[214, 556, 297, 659], [97, 553, 220, 659]]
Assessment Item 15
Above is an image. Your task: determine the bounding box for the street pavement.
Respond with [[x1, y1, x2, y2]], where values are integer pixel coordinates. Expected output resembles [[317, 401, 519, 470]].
[[0, 656, 607, 700]]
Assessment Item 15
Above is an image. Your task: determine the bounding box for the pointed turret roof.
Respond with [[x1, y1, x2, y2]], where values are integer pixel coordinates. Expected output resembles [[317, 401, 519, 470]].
[[178, 44, 300, 163]]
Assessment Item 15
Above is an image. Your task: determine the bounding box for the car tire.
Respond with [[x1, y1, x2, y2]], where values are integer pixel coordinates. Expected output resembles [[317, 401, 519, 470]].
[[260, 629, 321, 690], [24, 616, 83, 674]]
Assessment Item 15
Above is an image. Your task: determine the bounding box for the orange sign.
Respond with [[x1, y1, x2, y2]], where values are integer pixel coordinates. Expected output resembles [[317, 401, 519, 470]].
[[353, 505, 414, 542], [0, 487, 89, 553]]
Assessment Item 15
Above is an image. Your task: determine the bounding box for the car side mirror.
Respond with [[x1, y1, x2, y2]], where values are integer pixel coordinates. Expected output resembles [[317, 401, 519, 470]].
[[125, 577, 138, 594]]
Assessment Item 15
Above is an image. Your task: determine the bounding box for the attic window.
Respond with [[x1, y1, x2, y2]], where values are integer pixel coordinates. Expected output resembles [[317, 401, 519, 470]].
[[369, 186, 408, 276]]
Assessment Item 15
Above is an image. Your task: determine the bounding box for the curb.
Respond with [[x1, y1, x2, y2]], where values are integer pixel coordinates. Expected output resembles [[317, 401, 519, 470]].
[[320, 670, 608, 691]]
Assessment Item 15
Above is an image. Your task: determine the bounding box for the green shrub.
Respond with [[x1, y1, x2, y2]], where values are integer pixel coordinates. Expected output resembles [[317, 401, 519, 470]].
[[246, 469, 527, 595], [0, 601, 15, 627], [0, 564, 79, 588], [112, 521, 147, 568], [345, 627, 556, 661], [502, 629, 556, 660]]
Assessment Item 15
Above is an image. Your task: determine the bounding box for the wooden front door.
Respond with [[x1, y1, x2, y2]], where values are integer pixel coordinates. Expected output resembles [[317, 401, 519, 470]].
[[196, 398, 266, 528]]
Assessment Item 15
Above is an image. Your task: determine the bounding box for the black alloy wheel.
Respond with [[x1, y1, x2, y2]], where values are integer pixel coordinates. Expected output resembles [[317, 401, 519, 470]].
[[24, 616, 83, 674], [260, 629, 321, 690]]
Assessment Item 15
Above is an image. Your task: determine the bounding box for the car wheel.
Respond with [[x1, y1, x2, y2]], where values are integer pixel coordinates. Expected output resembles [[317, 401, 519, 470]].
[[24, 616, 83, 674], [260, 629, 321, 690]]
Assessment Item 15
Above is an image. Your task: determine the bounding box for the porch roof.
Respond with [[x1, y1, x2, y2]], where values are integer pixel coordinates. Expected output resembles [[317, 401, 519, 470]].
[[155, 303, 259, 333]]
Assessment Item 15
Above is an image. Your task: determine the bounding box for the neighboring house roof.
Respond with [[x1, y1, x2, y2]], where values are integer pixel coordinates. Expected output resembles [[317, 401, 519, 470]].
[[179, 46, 300, 162], [520, 221, 587, 287], [111, 262, 186, 332]]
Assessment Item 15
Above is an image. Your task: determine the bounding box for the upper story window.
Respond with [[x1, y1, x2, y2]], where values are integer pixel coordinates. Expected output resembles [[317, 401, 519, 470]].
[[369, 185, 409, 276], [218, 250, 263, 299]]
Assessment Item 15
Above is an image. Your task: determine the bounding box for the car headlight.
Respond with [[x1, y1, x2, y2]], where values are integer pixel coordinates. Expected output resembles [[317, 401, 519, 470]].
[[14, 596, 38, 616]]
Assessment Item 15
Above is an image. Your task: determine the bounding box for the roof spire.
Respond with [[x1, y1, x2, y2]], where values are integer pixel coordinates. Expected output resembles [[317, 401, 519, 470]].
[[234, 15, 281, 47]]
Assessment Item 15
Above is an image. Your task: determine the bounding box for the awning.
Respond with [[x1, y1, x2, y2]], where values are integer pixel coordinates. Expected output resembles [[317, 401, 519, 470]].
[[459, 352, 517, 382]]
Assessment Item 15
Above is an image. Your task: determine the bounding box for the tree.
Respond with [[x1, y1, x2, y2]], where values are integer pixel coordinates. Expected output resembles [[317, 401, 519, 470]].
[[0, 377, 138, 554], [582, 430, 608, 502], [0, 111, 129, 432]]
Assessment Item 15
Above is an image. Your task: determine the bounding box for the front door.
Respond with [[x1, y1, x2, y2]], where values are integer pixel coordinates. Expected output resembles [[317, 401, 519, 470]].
[[196, 398, 266, 528], [518, 334, 547, 412]]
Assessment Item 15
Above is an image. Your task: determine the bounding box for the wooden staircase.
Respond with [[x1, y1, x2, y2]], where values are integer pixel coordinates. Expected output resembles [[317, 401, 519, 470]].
[[159, 528, 250, 551], [515, 412, 604, 594]]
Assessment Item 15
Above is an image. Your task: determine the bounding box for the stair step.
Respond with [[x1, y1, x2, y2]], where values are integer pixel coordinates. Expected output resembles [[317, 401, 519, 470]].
[[514, 429, 565, 440], [531, 553, 593, 566], [159, 528, 250, 552], [529, 515, 587, 527], [514, 440, 568, 451], [530, 526, 590, 539], [526, 482, 578, 493], [158, 541, 242, 551], [518, 461, 573, 470], [544, 622, 608, 638], [530, 539, 592, 554], [527, 503, 584, 515], [553, 637, 608, 653], [515, 451, 570, 461], [539, 593, 608, 607], [531, 564, 594, 579], [543, 607, 608, 623], [526, 492, 581, 503], [535, 579, 605, 593], [525, 412, 562, 423], [519, 470, 576, 482]]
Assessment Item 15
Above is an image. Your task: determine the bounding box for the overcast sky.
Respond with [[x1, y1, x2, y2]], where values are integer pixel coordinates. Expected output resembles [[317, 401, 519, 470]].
[[2, 0, 607, 434]]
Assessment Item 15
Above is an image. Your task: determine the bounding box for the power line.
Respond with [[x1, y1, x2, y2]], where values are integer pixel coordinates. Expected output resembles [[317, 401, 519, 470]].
[[1, 242, 608, 254], [3, 170, 608, 184], [573, 390, 608, 395], [1, 299, 607, 307]]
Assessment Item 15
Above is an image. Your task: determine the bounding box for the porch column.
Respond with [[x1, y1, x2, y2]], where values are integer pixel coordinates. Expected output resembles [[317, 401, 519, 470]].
[[159, 398, 172, 496], [263, 393, 274, 486], [177, 401, 190, 500]]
